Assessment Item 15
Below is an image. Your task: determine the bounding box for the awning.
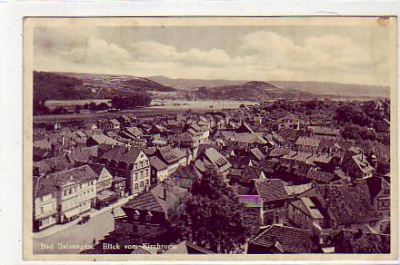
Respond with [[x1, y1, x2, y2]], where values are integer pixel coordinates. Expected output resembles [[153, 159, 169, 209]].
[[64, 207, 80, 219]]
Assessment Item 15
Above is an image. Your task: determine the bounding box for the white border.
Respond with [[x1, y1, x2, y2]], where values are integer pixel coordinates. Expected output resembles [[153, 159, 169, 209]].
[[0, 1, 399, 265]]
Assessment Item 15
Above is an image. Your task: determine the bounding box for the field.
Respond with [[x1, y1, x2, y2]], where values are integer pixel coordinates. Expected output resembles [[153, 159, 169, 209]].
[[34, 100, 259, 124], [45, 99, 111, 108], [150, 100, 259, 110]]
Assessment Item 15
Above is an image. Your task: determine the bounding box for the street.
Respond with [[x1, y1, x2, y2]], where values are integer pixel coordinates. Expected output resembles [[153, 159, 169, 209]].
[[33, 208, 114, 254]]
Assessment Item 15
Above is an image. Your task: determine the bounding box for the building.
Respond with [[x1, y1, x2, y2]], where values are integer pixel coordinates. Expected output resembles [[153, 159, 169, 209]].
[[33, 177, 58, 231], [295, 136, 321, 153], [247, 225, 314, 253], [254, 179, 291, 226], [367, 176, 390, 233], [187, 122, 210, 144], [153, 147, 188, 175], [342, 151, 375, 183], [90, 163, 119, 209], [47, 165, 98, 224], [288, 197, 327, 233], [169, 164, 203, 190], [301, 184, 380, 245], [277, 113, 299, 130], [112, 177, 127, 198], [121, 127, 143, 140], [115, 183, 187, 239], [238, 195, 263, 235], [196, 147, 232, 176], [100, 146, 151, 197], [109, 119, 121, 130], [87, 134, 123, 147], [307, 126, 340, 139], [150, 156, 169, 184]]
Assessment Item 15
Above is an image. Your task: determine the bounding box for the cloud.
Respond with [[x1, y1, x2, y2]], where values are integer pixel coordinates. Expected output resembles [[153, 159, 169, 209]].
[[33, 27, 391, 86]]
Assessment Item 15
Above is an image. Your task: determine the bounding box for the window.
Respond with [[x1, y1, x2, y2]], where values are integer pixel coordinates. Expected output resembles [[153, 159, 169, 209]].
[[146, 179, 149, 185], [140, 181, 144, 188], [380, 199, 390, 208], [140, 171, 143, 179], [134, 173, 138, 181], [69, 189, 72, 195], [134, 184, 139, 190]]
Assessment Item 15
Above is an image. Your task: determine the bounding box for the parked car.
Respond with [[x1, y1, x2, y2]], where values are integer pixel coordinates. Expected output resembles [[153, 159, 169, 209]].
[[77, 214, 91, 225]]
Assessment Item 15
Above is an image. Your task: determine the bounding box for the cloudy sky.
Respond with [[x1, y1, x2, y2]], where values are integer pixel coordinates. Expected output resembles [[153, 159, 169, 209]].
[[33, 19, 393, 86]]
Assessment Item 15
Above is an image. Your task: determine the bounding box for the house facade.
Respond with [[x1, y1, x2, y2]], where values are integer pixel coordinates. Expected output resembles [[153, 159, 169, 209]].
[[277, 113, 299, 130], [33, 177, 58, 231], [101, 146, 151, 197]]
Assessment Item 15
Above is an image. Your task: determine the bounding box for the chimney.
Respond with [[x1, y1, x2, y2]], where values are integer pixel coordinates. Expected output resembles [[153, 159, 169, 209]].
[[354, 228, 363, 239], [163, 187, 167, 200]]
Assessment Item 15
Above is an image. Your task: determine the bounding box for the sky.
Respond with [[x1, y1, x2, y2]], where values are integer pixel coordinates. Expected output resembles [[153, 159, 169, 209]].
[[33, 18, 394, 86]]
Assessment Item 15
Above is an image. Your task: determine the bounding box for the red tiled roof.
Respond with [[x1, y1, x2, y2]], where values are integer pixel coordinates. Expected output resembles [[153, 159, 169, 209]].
[[34, 165, 99, 197], [157, 147, 186, 165], [67, 146, 98, 163], [122, 183, 187, 214], [269, 148, 290, 158], [241, 166, 264, 183], [33, 155, 73, 175], [306, 169, 335, 183], [150, 156, 168, 171], [295, 136, 321, 147], [249, 225, 312, 253], [170, 164, 202, 189], [255, 179, 290, 203], [250, 148, 265, 161], [101, 146, 144, 164]]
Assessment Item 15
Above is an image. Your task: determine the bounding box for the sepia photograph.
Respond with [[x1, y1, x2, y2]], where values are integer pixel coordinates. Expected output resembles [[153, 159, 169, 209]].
[[23, 16, 397, 261]]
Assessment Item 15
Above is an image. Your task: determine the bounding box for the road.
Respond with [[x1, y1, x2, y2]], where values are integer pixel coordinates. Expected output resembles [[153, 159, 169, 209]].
[[33, 208, 114, 254]]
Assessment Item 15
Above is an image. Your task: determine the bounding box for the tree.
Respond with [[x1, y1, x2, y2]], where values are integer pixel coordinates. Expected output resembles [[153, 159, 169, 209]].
[[111, 92, 152, 110], [88, 102, 97, 111], [335, 103, 370, 126], [75, 104, 81, 114], [96, 102, 109, 110], [342, 124, 361, 140], [169, 169, 249, 253]]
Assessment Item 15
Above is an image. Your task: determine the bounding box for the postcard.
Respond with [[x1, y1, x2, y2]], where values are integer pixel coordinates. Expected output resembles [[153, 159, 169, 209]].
[[23, 16, 398, 262]]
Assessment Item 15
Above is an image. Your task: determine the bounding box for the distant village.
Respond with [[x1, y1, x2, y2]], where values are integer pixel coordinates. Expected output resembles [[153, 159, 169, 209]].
[[32, 98, 391, 254]]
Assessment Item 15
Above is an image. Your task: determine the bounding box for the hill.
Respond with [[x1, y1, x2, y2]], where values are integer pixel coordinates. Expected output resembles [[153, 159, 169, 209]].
[[146, 75, 245, 89], [33, 71, 176, 101], [33, 71, 88, 102], [190, 81, 313, 101], [270, 81, 390, 99], [147, 76, 390, 99]]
